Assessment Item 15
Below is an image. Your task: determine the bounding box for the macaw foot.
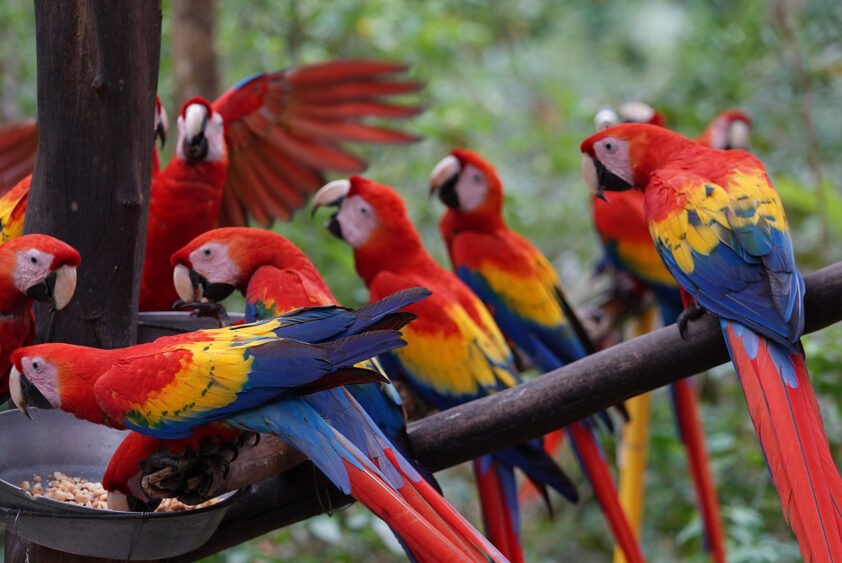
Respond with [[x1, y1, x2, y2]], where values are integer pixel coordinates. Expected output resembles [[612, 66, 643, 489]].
[[677, 302, 705, 339], [172, 299, 231, 327], [140, 432, 257, 504]]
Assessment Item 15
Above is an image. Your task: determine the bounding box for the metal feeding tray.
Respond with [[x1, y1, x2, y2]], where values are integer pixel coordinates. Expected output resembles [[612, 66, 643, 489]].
[[0, 408, 242, 560]]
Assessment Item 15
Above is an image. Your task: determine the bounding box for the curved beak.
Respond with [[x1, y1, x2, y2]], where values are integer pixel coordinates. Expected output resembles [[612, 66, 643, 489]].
[[581, 155, 606, 201], [26, 265, 77, 310], [172, 263, 234, 304], [182, 104, 209, 161], [429, 155, 461, 208], [173, 263, 202, 303], [727, 120, 751, 150], [311, 179, 351, 216], [9, 366, 52, 418], [594, 108, 619, 131], [581, 154, 633, 200], [155, 104, 168, 149]]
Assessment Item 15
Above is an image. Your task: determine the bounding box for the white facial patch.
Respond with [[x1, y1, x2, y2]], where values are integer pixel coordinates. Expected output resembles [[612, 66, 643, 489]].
[[14, 249, 54, 294], [20, 357, 62, 408], [593, 137, 634, 186], [455, 163, 489, 212], [728, 120, 751, 150], [189, 242, 239, 285], [176, 104, 226, 162], [337, 194, 379, 248]]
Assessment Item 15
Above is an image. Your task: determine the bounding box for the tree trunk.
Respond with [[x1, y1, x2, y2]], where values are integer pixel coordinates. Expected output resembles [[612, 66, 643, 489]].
[[172, 0, 220, 105], [25, 0, 162, 349]]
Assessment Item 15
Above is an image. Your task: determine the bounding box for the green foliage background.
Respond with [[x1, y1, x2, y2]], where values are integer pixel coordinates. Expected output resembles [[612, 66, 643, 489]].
[[2, 1, 842, 561]]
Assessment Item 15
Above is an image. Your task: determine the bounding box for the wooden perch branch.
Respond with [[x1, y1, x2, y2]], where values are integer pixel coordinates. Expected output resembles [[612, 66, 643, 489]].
[[171, 261, 842, 561]]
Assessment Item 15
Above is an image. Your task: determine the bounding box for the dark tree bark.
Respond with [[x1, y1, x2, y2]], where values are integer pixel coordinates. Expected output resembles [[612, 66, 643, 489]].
[[24, 0, 162, 349], [172, 0, 220, 105]]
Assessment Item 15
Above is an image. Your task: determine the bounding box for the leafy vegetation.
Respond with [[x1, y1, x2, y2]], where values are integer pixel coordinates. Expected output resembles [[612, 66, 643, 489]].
[[2, 0, 841, 561]]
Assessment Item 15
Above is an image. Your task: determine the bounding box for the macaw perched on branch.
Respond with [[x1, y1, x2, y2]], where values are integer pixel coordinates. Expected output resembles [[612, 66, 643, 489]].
[[169, 228, 504, 559], [313, 176, 581, 563], [590, 105, 751, 562], [140, 60, 423, 311], [11, 293, 506, 562], [428, 149, 644, 563], [581, 122, 842, 561], [0, 234, 79, 403]]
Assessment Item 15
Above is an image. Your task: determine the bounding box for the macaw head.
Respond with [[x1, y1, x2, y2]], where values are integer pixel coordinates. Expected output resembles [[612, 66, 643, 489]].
[[312, 176, 424, 280], [154, 95, 168, 149], [429, 149, 503, 219], [580, 123, 689, 199], [10, 343, 111, 424], [618, 101, 667, 127], [0, 234, 80, 311], [171, 227, 307, 303], [176, 97, 225, 163], [699, 109, 752, 150]]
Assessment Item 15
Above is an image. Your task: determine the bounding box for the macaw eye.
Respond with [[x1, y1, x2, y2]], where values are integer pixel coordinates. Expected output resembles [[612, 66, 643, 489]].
[[472, 173, 483, 183], [202, 248, 212, 257], [604, 141, 614, 152], [30, 254, 39, 264], [31, 360, 41, 372], [359, 206, 369, 216]]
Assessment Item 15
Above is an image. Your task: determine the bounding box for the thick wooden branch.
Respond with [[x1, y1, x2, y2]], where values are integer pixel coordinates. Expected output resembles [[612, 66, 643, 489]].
[[173, 261, 842, 560]]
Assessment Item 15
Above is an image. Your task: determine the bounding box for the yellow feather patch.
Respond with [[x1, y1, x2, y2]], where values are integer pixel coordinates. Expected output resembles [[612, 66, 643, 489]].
[[396, 303, 517, 398]]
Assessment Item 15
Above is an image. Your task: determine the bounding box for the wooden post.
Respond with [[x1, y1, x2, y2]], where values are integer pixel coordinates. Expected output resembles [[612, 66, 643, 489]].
[[24, 0, 162, 349]]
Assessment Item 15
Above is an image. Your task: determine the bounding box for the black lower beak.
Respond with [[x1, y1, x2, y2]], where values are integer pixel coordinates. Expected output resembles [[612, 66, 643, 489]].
[[595, 159, 633, 192], [20, 374, 53, 412], [434, 174, 460, 209], [26, 272, 57, 304], [191, 270, 235, 302], [326, 212, 344, 240], [185, 134, 208, 161]]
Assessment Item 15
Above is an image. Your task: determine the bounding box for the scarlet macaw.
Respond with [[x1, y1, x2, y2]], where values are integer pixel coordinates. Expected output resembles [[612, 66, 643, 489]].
[[11, 295, 504, 561], [0, 234, 79, 403], [428, 149, 644, 563], [169, 228, 504, 558], [139, 60, 422, 311], [313, 176, 580, 563], [581, 122, 842, 561]]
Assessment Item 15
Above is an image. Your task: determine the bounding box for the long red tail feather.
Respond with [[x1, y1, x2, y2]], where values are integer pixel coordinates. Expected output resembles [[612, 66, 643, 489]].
[[724, 322, 842, 561], [474, 457, 524, 563], [568, 422, 645, 563]]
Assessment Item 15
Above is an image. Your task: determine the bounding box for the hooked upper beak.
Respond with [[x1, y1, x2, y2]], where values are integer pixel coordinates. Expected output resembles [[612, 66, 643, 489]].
[[182, 104, 209, 161], [172, 263, 234, 305], [428, 155, 461, 208], [581, 154, 633, 200], [155, 109, 168, 149], [311, 180, 351, 240], [26, 265, 77, 310], [9, 366, 52, 418]]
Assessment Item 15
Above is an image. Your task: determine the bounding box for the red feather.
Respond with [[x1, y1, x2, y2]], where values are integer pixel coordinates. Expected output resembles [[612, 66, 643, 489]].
[[725, 323, 842, 561]]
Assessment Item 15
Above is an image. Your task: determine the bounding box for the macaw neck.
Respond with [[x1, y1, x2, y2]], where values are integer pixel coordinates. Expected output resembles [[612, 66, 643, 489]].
[[160, 156, 228, 189], [439, 208, 506, 249], [0, 284, 31, 317], [353, 231, 435, 286], [59, 347, 127, 427], [239, 242, 334, 298]]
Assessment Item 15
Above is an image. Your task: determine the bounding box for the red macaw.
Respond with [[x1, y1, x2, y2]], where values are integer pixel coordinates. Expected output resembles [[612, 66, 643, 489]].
[[139, 60, 422, 311], [313, 176, 581, 563], [582, 122, 842, 561], [428, 148, 644, 563], [0, 234, 79, 403], [170, 227, 504, 558], [590, 106, 745, 562], [11, 294, 504, 562]]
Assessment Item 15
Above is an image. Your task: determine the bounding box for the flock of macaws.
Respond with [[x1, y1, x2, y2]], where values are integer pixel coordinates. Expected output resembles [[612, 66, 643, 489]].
[[0, 51, 837, 563]]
